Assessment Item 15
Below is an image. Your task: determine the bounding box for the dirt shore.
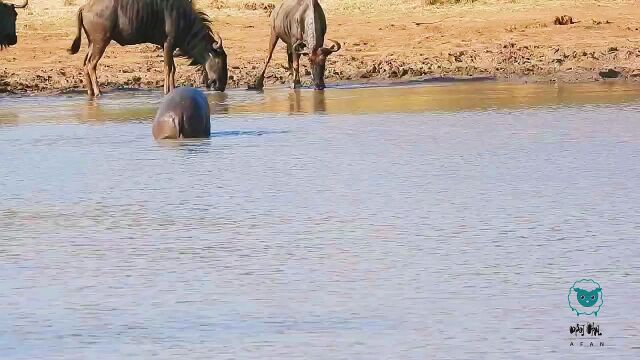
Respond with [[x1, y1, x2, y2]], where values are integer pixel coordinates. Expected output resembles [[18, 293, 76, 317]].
[[2, 0, 640, 94]]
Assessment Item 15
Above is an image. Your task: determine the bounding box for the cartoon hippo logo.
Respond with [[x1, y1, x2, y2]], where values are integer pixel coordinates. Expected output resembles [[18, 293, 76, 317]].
[[568, 279, 603, 316]]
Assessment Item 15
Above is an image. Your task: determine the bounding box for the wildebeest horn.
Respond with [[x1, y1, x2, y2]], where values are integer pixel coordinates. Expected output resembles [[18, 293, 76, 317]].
[[13, 0, 28, 8], [212, 33, 223, 50], [327, 39, 341, 53], [293, 40, 309, 55]]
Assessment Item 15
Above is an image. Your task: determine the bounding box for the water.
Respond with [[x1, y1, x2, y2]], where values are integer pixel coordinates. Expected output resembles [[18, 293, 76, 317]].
[[1, 81, 640, 359]]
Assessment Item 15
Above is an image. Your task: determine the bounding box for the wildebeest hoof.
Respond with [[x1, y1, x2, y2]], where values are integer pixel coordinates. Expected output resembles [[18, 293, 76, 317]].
[[248, 81, 264, 91]]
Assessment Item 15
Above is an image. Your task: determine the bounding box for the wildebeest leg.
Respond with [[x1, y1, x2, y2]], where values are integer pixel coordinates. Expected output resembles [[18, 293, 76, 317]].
[[163, 42, 176, 94], [286, 47, 294, 77], [169, 62, 176, 92], [87, 40, 107, 97], [291, 52, 301, 89], [254, 32, 279, 90], [83, 46, 94, 97], [164, 15, 177, 94]]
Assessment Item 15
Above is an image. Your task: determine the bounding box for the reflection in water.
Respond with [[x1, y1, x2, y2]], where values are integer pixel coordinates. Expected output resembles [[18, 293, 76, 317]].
[[227, 81, 640, 115], [76, 101, 156, 123], [208, 92, 230, 115], [1, 82, 640, 359], [0, 110, 18, 126], [288, 90, 302, 114], [78, 101, 109, 122], [287, 90, 327, 114], [0, 91, 160, 125], [313, 91, 326, 113], [3, 81, 640, 124]]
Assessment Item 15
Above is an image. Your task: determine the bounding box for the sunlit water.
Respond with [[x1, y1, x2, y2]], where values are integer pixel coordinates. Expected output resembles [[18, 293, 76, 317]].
[[1, 81, 640, 359]]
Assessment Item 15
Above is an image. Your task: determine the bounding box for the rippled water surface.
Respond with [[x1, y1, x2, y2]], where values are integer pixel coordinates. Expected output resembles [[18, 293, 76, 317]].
[[1, 81, 640, 359]]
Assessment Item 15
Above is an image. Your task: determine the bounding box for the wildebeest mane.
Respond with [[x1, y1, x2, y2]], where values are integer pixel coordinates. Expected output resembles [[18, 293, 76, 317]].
[[181, 9, 220, 74], [180, 9, 219, 61], [160, 1, 222, 74], [118, 0, 220, 64]]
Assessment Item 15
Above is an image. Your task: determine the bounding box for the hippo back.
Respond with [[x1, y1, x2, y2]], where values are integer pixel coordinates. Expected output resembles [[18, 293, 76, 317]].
[[152, 87, 211, 139]]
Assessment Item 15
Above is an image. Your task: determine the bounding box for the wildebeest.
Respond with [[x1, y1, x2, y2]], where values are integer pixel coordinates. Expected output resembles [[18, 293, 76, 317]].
[[68, 0, 227, 97], [0, 0, 28, 50], [152, 86, 210, 139], [252, 0, 341, 90]]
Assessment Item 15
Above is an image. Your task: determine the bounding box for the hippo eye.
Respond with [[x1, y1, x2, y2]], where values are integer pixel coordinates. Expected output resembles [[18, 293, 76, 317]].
[[591, 296, 595, 300], [580, 295, 585, 299]]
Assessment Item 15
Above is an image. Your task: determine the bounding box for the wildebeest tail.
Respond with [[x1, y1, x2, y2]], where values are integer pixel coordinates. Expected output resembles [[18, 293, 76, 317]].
[[68, 7, 83, 54]]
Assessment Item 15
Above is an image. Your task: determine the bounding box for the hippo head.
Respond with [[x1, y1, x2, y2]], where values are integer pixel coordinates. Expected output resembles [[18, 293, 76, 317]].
[[0, 0, 28, 49], [294, 39, 341, 90], [203, 33, 228, 92]]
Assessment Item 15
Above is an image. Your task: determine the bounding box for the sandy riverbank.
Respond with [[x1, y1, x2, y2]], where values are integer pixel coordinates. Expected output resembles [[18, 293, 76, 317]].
[[2, 0, 640, 94]]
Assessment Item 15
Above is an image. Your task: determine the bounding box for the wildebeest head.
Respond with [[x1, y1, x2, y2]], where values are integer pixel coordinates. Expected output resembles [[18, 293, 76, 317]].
[[0, 0, 27, 49], [202, 33, 228, 92], [294, 39, 341, 90]]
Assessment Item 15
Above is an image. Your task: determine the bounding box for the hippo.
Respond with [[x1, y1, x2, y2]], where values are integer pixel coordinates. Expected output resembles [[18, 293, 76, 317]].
[[152, 87, 211, 140]]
